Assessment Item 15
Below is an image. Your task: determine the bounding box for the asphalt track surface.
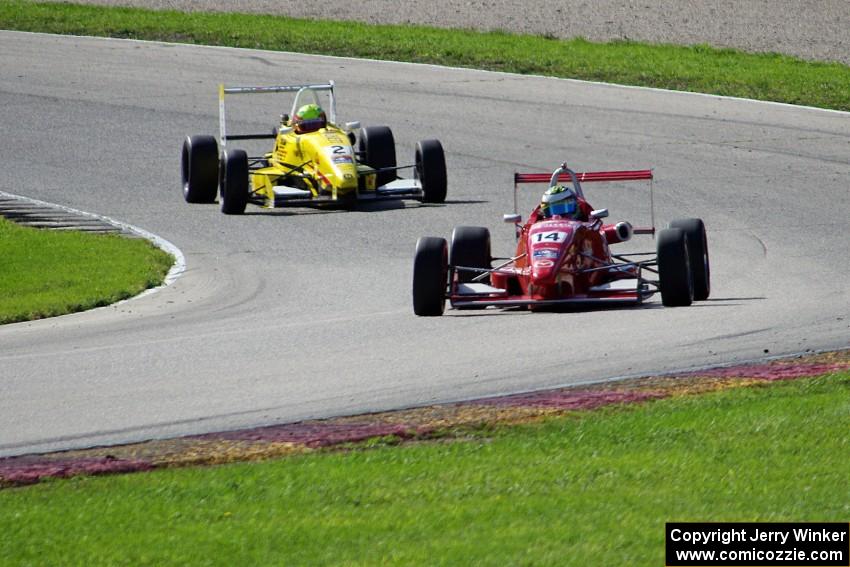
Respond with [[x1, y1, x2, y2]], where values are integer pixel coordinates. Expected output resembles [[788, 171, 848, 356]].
[[1, 32, 848, 457]]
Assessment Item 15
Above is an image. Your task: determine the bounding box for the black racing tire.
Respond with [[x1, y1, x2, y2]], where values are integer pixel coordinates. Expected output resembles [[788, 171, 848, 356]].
[[219, 148, 249, 215], [181, 135, 218, 203], [412, 236, 448, 316], [657, 227, 693, 307], [669, 218, 710, 301], [359, 126, 396, 187], [416, 139, 447, 204], [450, 226, 492, 285]]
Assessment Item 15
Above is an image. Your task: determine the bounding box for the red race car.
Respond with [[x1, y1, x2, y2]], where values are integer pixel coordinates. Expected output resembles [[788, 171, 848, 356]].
[[412, 162, 710, 316]]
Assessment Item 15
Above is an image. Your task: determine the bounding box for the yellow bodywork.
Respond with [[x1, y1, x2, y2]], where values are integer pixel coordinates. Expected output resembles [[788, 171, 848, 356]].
[[251, 123, 377, 207]]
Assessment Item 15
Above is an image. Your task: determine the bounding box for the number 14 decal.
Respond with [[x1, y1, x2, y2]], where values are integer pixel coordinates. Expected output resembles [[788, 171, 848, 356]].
[[533, 231, 568, 243]]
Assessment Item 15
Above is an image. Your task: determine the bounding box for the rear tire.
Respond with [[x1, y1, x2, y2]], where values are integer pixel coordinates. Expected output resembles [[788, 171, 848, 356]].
[[657, 227, 693, 307], [219, 149, 249, 215], [670, 218, 710, 300], [416, 139, 447, 204], [450, 226, 491, 284], [181, 135, 218, 203], [359, 126, 396, 187], [413, 237, 448, 316]]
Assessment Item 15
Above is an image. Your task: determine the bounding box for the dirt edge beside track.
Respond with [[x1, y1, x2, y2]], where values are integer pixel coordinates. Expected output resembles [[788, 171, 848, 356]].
[[3, 349, 849, 488]]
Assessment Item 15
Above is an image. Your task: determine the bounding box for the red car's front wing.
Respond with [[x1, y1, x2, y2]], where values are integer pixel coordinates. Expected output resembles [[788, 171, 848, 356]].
[[448, 279, 655, 309]]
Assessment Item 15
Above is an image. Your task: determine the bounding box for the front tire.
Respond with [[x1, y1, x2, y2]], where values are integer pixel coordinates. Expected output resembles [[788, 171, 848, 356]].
[[359, 126, 397, 187], [219, 148, 249, 215], [657, 227, 693, 307], [181, 135, 218, 203], [450, 226, 491, 284], [416, 139, 447, 204], [413, 237, 448, 316], [669, 218, 710, 300]]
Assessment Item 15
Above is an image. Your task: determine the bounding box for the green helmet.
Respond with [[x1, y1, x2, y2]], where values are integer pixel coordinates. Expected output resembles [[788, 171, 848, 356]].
[[540, 185, 578, 218], [293, 103, 327, 133]]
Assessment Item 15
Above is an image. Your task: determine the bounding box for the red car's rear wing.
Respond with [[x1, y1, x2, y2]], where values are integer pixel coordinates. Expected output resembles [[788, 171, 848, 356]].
[[512, 166, 656, 235], [514, 170, 654, 184]]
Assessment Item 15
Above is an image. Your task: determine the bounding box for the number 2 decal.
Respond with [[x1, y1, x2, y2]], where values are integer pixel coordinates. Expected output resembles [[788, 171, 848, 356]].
[[325, 145, 353, 161], [533, 231, 568, 243]]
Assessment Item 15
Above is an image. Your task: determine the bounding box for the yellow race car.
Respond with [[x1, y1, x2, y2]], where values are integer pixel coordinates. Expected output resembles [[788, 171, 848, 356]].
[[181, 81, 447, 214]]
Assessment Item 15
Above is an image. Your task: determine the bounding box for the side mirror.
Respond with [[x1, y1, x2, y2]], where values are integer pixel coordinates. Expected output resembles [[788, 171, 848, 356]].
[[590, 208, 609, 220], [344, 121, 361, 131], [503, 213, 522, 224]]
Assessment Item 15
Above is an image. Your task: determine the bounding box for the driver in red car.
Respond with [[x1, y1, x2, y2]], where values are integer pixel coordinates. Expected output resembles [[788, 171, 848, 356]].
[[536, 185, 593, 221]]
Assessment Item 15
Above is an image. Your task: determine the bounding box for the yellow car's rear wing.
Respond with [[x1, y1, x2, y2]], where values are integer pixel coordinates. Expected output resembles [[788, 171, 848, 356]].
[[218, 81, 337, 147]]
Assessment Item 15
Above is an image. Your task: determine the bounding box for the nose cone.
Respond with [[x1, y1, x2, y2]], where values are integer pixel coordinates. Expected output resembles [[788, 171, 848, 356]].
[[531, 249, 560, 282], [528, 222, 574, 284], [331, 161, 358, 190], [321, 143, 358, 191], [531, 263, 557, 283]]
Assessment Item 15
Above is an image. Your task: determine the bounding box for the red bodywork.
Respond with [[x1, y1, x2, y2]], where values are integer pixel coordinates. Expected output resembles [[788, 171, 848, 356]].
[[450, 168, 656, 309]]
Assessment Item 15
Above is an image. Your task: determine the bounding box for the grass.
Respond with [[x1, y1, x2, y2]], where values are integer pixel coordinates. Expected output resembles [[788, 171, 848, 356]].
[[1, 1, 850, 111], [0, 218, 173, 324], [1, 374, 848, 566]]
